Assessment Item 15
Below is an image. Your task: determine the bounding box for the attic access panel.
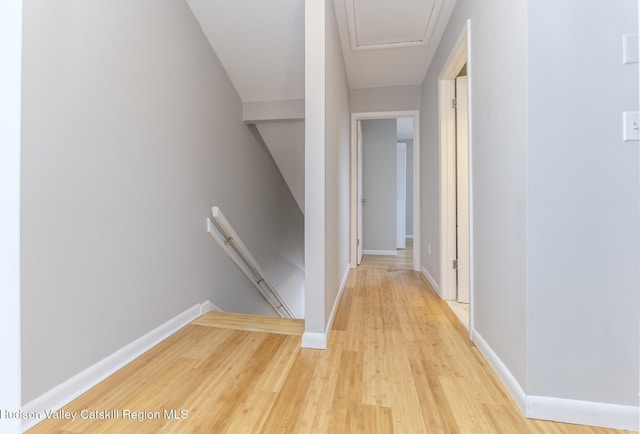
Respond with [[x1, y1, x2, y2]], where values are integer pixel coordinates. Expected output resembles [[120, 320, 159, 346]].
[[346, 0, 444, 50]]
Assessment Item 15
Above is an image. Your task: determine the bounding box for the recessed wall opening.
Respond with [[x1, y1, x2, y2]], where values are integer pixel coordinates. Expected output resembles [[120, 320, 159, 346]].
[[349, 110, 421, 272], [438, 21, 472, 332]]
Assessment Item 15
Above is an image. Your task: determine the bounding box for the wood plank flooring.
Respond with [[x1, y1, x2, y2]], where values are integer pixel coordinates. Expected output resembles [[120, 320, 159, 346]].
[[192, 311, 304, 336], [28, 268, 630, 433], [359, 239, 414, 270]]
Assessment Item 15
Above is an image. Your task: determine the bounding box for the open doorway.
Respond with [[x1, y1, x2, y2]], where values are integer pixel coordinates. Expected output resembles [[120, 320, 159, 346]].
[[439, 21, 472, 332], [349, 110, 420, 272]]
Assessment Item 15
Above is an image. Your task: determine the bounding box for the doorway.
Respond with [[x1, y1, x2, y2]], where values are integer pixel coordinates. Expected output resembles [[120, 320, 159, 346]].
[[349, 110, 421, 271], [439, 21, 472, 331]]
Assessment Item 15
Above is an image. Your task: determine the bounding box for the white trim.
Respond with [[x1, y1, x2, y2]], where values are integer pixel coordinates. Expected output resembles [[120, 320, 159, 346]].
[[22, 301, 215, 432], [350, 110, 421, 272], [470, 328, 527, 413], [421, 266, 441, 296], [343, 0, 444, 52], [438, 20, 472, 308], [471, 328, 639, 431], [526, 396, 638, 432], [362, 249, 398, 256], [200, 301, 222, 314], [301, 332, 327, 349], [301, 268, 349, 350], [406, 234, 414, 239]]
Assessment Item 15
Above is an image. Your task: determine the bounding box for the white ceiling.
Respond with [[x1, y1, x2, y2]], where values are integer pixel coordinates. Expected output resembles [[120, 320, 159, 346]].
[[187, 0, 457, 103], [345, 0, 443, 50], [334, 0, 457, 89]]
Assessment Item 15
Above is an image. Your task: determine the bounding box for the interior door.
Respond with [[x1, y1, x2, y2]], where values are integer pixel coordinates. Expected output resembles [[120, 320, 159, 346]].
[[357, 120, 364, 265], [396, 142, 407, 249], [456, 75, 470, 303]]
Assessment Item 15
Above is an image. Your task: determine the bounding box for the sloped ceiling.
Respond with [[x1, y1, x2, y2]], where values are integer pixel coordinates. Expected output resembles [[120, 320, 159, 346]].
[[186, 0, 304, 103], [187, 0, 457, 102]]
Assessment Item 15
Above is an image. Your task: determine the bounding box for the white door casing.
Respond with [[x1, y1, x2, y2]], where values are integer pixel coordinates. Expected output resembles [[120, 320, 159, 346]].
[[350, 110, 420, 271], [455, 75, 470, 303], [438, 20, 473, 332]]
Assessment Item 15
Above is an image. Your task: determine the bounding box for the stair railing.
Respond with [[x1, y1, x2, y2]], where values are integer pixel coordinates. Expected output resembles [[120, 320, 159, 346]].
[[206, 206, 295, 318]]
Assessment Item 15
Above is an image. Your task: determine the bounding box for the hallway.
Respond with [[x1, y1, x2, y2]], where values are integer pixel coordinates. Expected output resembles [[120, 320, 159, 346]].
[[27, 268, 628, 433], [359, 239, 414, 271]]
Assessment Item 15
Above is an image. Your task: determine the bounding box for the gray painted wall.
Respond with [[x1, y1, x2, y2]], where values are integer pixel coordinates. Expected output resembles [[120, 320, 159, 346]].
[[350, 85, 422, 113], [21, 0, 303, 403], [402, 140, 414, 236], [421, 0, 529, 389], [362, 119, 397, 252], [527, 0, 639, 405], [303, 0, 350, 340], [324, 0, 350, 324], [422, 0, 639, 410]]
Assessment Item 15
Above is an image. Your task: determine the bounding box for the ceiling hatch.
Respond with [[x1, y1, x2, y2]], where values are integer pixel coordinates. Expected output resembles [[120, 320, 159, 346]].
[[345, 0, 444, 50]]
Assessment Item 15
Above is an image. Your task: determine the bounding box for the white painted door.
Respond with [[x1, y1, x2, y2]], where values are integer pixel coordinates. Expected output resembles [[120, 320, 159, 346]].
[[456, 76, 470, 303], [357, 120, 364, 265], [396, 142, 407, 249]]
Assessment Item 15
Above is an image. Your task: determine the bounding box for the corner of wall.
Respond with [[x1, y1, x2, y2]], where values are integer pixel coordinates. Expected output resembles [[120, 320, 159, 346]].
[[21, 301, 212, 432]]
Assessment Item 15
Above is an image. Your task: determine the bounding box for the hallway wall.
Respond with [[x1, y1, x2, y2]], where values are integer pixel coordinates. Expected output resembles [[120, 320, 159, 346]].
[[421, 0, 529, 390], [527, 0, 639, 406], [421, 0, 639, 425], [350, 85, 422, 113], [21, 0, 303, 403]]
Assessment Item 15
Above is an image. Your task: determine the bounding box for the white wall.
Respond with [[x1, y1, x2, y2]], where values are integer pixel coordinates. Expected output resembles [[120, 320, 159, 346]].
[[0, 0, 22, 432], [421, 0, 529, 391], [527, 0, 639, 406], [303, 0, 350, 347], [21, 0, 303, 403], [350, 85, 422, 113], [362, 119, 397, 252]]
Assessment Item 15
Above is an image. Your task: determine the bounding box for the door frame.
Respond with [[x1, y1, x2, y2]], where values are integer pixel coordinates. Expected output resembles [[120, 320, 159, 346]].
[[349, 110, 421, 271], [438, 20, 473, 322]]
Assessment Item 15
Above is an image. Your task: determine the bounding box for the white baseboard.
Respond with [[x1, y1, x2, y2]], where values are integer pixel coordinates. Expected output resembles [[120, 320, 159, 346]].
[[406, 235, 414, 239], [471, 328, 639, 431], [421, 266, 441, 296], [526, 395, 638, 431], [301, 267, 349, 350], [470, 328, 526, 413], [22, 300, 215, 432], [325, 267, 349, 343], [200, 300, 222, 314], [301, 332, 327, 349], [362, 249, 397, 256]]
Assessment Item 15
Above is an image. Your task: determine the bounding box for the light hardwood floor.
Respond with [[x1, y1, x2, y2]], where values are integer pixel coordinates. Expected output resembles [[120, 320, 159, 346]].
[[359, 239, 414, 270], [28, 268, 630, 433]]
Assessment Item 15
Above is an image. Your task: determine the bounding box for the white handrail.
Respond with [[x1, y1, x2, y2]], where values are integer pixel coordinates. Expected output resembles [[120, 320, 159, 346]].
[[206, 207, 295, 318]]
